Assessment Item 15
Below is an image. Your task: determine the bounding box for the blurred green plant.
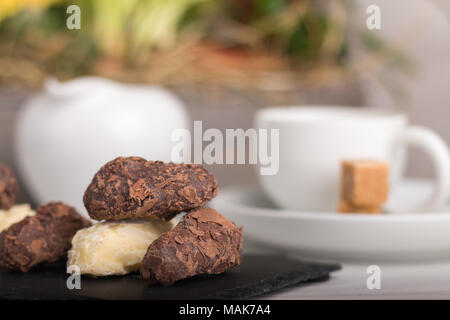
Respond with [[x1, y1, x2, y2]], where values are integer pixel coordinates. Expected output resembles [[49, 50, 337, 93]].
[[0, 0, 60, 21], [0, 0, 411, 95], [77, 0, 209, 62], [206, 0, 349, 65]]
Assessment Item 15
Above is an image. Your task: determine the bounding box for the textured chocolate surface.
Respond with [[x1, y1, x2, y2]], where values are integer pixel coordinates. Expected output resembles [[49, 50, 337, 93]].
[[84, 157, 218, 221], [0, 163, 18, 210], [141, 207, 243, 286], [0, 202, 91, 272]]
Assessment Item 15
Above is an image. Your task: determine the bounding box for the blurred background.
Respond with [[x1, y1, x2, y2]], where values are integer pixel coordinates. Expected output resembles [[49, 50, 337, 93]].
[[0, 0, 448, 210]]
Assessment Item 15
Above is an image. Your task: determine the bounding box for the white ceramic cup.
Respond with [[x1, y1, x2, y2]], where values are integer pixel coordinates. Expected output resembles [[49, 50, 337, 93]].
[[256, 106, 450, 213]]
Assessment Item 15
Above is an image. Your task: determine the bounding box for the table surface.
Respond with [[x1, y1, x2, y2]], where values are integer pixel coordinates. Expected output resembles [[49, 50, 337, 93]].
[[263, 262, 450, 300]]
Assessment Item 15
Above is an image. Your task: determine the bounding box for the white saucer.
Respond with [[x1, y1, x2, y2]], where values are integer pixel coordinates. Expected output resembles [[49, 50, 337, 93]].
[[211, 180, 450, 263]]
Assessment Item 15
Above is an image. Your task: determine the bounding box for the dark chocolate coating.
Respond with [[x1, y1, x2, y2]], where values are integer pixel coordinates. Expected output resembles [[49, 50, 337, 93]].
[[83, 157, 218, 221], [0, 202, 91, 272], [141, 207, 243, 286], [0, 163, 18, 210]]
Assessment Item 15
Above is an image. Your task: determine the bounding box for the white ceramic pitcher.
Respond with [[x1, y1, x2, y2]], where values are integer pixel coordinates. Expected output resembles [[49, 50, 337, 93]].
[[15, 77, 190, 216]]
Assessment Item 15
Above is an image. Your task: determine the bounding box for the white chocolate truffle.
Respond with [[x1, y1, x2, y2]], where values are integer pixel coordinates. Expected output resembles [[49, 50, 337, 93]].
[[0, 204, 36, 232], [67, 218, 173, 276]]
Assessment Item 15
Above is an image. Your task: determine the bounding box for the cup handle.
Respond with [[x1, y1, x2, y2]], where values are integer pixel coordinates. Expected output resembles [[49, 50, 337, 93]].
[[386, 126, 450, 213]]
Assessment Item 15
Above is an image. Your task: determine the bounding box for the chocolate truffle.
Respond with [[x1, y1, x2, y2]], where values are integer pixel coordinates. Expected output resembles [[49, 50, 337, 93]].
[[0, 202, 91, 272], [83, 157, 218, 221], [67, 218, 174, 276], [0, 163, 18, 210], [141, 207, 243, 286], [0, 204, 36, 233]]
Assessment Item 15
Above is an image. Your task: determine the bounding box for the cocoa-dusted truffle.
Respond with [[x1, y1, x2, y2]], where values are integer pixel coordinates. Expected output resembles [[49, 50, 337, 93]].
[[0, 163, 18, 210], [0, 202, 91, 272], [83, 157, 218, 221], [140, 207, 243, 286]]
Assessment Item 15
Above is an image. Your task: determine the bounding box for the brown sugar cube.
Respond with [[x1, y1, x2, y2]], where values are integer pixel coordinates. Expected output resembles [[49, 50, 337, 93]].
[[337, 201, 381, 214], [341, 160, 389, 207]]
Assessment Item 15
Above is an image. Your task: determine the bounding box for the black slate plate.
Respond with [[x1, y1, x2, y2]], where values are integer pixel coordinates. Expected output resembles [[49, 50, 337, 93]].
[[0, 255, 340, 300]]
